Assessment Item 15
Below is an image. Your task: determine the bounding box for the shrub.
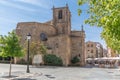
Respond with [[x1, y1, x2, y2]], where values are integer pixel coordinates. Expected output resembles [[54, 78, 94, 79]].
[[16, 58, 32, 65], [0, 60, 10, 63], [43, 54, 63, 66], [16, 59, 27, 65], [71, 56, 80, 64]]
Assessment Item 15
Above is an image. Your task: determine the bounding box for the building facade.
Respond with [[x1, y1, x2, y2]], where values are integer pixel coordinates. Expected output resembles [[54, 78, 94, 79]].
[[103, 48, 108, 57], [107, 47, 118, 57], [85, 41, 103, 59], [16, 5, 86, 66]]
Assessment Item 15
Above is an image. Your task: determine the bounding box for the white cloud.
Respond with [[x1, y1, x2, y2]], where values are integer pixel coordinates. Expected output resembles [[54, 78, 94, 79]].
[[16, 0, 50, 9], [0, 0, 37, 12]]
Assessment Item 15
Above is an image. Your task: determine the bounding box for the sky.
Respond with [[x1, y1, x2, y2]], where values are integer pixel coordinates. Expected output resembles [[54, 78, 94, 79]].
[[0, 0, 106, 48]]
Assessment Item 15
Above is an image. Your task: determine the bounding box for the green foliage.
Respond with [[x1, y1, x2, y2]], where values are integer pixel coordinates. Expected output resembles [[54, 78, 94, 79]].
[[16, 58, 32, 65], [71, 56, 80, 64], [78, 9, 82, 16], [43, 54, 63, 66], [78, 0, 120, 52], [39, 44, 47, 54], [0, 30, 24, 76], [29, 42, 39, 58], [0, 31, 24, 57], [25, 42, 47, 58], [16, 58, 27, 65]]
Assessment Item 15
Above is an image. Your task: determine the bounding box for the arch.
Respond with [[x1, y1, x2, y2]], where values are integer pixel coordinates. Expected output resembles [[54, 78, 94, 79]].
[[58, 10, 62, 19]]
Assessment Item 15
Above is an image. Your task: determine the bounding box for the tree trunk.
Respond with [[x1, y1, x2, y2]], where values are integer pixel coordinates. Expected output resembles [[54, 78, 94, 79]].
[[9, 57, 12, 77]]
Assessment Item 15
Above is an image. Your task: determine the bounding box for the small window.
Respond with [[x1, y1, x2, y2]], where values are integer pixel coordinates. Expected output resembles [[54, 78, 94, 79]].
[[56, 43, 58, 48], [91, 44, 93, 47], [87, 44, 89, 47], [58, 10, 62, 19], [91, 50, 93, 53], [78, 54, 81, 57]]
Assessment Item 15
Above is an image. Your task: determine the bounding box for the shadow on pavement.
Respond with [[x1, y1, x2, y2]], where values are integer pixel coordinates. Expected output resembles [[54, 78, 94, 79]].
[[45, 74, 56, 79], [31, 65, 60, 69], [0, 75, 36, 80], [12, 78, 36, 80], [1, 75, 18, 78]]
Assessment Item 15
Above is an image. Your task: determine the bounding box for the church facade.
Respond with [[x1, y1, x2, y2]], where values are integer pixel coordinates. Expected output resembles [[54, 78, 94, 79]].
[[16, 5, 86, 66]]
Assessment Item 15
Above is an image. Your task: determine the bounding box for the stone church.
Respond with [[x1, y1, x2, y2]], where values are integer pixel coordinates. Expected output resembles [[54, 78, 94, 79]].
[[16, 5, 86, 66]]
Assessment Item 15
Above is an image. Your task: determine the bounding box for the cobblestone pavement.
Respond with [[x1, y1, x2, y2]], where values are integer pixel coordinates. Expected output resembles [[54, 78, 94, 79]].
[[0, 63, 120, 80]]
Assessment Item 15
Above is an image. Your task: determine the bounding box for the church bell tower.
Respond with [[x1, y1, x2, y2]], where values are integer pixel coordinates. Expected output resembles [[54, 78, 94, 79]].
[[53, 4, 71, 35]]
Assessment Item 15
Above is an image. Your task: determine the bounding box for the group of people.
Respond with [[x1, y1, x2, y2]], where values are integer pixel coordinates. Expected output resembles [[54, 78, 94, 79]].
[[86, 58, 119, 68]]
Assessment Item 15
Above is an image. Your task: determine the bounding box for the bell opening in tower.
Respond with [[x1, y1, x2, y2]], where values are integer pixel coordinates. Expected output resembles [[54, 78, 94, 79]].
[[58, 10, 62, 19]]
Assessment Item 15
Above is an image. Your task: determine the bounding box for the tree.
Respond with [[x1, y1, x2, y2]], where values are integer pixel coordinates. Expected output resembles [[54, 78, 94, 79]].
[[29, 42, 38, 58], [29, 42, 47, 58], [24, 41, 47, 62], [39, 43, 47, 54], [78, 0, 120, 51], [0, 31, 24, 77]]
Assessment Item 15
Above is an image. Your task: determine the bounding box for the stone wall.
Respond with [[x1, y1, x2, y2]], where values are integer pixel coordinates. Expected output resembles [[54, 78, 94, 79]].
[[70, 31, 85, 66], [16, 22, 56, 46], [45, 34, 71, 66]]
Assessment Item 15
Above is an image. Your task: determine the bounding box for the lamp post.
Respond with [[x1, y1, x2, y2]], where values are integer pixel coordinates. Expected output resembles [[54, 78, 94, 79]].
[[26, 33, 31, 73]]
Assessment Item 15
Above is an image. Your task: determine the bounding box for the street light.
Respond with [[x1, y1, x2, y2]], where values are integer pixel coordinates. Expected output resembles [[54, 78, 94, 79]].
[[26, 33, 31, 73]]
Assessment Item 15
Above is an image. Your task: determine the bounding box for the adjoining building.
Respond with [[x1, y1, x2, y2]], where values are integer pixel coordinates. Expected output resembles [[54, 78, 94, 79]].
[[85, 41, 103, 59], [107, 47, 118, 57], [103, 48, 108, 57], [16, 5, 86, 66]]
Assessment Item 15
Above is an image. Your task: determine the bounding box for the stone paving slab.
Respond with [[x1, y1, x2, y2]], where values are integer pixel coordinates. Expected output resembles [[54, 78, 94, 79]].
[[0, 71, 42, 80], [0, 64, 120, 80]]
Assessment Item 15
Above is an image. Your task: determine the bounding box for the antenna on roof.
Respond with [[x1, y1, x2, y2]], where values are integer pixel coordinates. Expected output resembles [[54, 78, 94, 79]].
[[81, 25, 84, 31], [66, 3, 68, 7], [52, 0, 54, 9], [52, 5, 55, 9]]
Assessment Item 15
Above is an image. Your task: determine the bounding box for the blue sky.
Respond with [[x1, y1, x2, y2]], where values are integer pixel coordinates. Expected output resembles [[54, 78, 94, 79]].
[[0, 0, 106, 48]]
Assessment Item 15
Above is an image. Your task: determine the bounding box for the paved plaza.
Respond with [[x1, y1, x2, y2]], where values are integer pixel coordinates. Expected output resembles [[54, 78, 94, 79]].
[[0, 63, 120, 80]]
